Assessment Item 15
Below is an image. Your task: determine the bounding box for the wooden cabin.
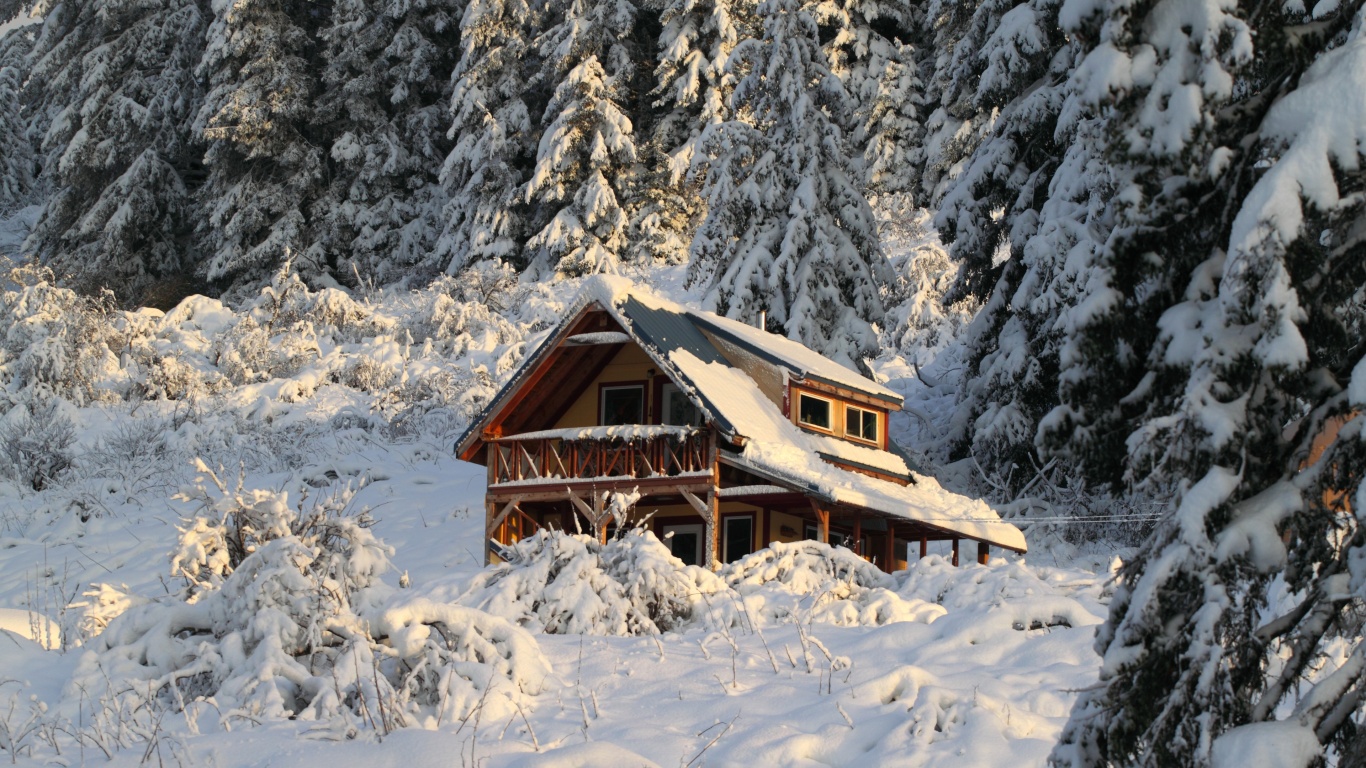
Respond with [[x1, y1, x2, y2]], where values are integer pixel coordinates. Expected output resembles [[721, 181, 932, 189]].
[[455, 277, 1026, 571]]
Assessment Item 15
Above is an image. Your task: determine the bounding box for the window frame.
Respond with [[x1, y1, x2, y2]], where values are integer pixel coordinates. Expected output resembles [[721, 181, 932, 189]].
[[661, 522, 704, 566], [598, 382, 647, 426], [660, 381, 702, 427], [844, 404, 880, 446], [722, 514, 754, 563], [796, 391, 836, 434]]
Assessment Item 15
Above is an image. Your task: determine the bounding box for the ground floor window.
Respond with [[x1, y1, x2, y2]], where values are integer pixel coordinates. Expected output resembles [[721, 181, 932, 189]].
[[662, 522, 703, 566], [723, 515, 753, 563]]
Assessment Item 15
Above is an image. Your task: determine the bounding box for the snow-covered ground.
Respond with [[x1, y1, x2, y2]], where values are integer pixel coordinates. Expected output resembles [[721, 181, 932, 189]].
[[0, 238, 1119, 766]]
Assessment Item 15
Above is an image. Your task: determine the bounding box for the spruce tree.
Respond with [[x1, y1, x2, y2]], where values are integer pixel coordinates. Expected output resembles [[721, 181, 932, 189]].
[[934, 0, 1066, 302], [861, 41, 924, 211], [521, 0, 641, 278], [933, 0, 1084, 474], [917, 0, 1028, 206], [1048, 1, 1366, 765], [20, 0, 206, 303], [315, 0, 461, 287], [194, 0, 328, 294], [0, 26, 35, 217], [689, 0, 887, 366], [633, 0, 754, 264], [435, 0, 539, 273]]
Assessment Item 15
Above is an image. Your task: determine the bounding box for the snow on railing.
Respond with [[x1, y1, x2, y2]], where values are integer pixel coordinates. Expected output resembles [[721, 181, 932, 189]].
[[490, 427, 710, 485]]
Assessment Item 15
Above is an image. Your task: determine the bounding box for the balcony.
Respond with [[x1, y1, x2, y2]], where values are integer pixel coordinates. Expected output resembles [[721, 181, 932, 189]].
[[487, 425, 714, 498]]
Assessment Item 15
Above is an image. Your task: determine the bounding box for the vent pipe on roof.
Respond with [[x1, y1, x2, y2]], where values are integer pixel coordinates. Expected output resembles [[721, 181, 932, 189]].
[[758, 310, 766, 331]]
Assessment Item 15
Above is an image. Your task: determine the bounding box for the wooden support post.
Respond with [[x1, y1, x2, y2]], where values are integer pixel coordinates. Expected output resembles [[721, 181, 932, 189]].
[[484, 501, 497, 565], [852, 513, 862, 555], [978, 541, 990, 566], [681, 489, 719, 569], [485, 496, 526, 564], [952, 537, 960, 567], [706, 430, 720, 569], [884, 524, 895, 573], [920, 536, 928, 559], [596, 491, 608, 544], [810, 500, 830, 544], [705, 491, 718, 568]]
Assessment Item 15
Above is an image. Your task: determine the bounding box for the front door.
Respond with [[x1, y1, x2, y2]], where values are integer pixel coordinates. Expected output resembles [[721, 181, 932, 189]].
[[662, 523, 704, 566]]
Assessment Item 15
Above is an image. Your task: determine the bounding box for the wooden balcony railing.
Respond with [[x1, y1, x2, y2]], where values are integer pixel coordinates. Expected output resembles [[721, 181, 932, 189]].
[[489, 426, 710, 486]]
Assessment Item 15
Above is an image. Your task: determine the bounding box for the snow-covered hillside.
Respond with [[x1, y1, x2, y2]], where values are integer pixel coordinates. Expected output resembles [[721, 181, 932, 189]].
[[0, 252, 1116, 766]]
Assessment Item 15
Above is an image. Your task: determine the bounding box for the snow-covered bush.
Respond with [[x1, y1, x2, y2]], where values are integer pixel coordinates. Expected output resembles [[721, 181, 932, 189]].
[[726, 540, 890, 592], [0, 398, 77, 491], [377, 598, 551, 727], [170, 461, 388, 595], [212, 314, 321, 386], [461, 528, 730, 635], [77, 532, 397, 728], [405, 274, 524, 364], [66, 466, 547, 740], [723, 540, 943, 626], [0, 266, 125, 407], [66, 583, 148, 643], [246, 265, 392, 344]]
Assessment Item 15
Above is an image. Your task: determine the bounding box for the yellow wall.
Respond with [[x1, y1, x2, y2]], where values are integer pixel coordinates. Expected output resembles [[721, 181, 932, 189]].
[[554, 343, 658, 428], [767, 510, 807, 546]]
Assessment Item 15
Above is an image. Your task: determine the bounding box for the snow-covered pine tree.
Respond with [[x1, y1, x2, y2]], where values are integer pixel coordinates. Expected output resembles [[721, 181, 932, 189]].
[[522, 0, 640, 278], [20, 0, 206, 303], [807, 0, 918, 196], [931, 0, 1091, 475], [1051, 2, 1366, 765], [632, 0, 754, 264], [933, 0, 1065, 302], [194, 0, 328, 294], [916, 0, 1028, 207], [689, 0, 888, 366], [861, 41, 924, 212], [435, 0, 540, 273], [0, 27, 35, 216], [314, 0, 461, 288], [0, 0, 24, 27]]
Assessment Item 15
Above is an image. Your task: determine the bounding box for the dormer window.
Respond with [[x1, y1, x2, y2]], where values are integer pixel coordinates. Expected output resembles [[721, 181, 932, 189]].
[[845, 405, 879, 444], [797, 392, 833, 431]]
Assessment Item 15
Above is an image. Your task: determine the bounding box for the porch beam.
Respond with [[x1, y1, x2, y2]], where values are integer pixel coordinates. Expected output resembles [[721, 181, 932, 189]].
[[680, 488, 718, 568]]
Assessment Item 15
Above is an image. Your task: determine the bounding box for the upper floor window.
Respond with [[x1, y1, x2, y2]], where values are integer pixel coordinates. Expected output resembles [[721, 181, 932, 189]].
[[661, 382, 702, 426], [601, 385, 644, 425], [845, 405, 879, 444], [797, 392, 833, 431]]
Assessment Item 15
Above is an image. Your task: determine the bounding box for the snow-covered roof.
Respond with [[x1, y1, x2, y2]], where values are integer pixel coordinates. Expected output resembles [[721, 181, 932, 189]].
[[686, 310, 902, 404], [668, 349, 1025, 552], [455, 276, 1024, 552]]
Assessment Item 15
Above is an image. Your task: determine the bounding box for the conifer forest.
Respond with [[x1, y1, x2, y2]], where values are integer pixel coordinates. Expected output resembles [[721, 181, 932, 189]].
[[0, 0, 1364, 764]]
